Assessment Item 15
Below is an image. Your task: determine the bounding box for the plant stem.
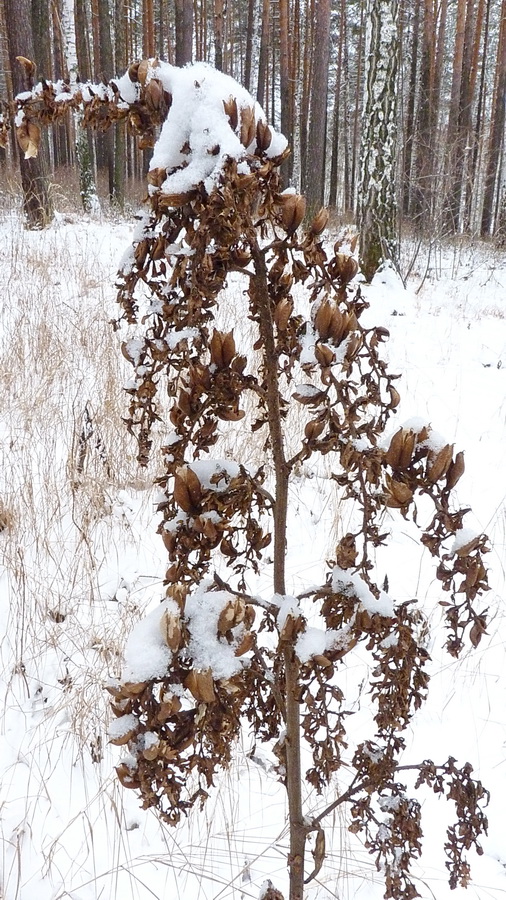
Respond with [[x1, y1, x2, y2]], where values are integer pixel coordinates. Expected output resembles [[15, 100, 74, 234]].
[[250, 235, 306, 900]]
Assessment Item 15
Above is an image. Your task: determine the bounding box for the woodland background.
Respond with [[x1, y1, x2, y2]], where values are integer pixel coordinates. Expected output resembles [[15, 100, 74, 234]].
[[1, 0, 506, 242]]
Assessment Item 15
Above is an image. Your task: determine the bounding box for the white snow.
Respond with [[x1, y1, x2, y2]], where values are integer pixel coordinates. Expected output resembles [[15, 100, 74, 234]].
[[332, 566, 395, 617], [121, 598, 177, 682], [185, 582, 246, 678], [121, 60, 290, 198]]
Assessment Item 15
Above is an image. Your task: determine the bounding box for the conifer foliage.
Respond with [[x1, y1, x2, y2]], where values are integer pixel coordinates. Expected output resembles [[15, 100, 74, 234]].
[[9, 59, 491, 900]]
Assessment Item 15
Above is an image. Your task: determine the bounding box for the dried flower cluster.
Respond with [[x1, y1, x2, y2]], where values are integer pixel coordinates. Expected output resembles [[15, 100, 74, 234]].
[[11, 59, 491, 900]]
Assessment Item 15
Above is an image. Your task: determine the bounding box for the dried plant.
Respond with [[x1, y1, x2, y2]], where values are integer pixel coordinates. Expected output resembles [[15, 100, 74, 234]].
[[11, 58, 491, 900]]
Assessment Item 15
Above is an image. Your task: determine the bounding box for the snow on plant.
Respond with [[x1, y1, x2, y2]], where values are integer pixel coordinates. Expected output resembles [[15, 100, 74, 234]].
[[9, 57, 491, 900]]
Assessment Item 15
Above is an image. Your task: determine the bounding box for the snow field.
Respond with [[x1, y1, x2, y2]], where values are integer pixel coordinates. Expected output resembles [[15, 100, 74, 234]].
[[0, 211, 505, 899]]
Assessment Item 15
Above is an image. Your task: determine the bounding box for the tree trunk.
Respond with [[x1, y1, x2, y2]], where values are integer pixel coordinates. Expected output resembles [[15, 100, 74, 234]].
[[359, 0, 399, 281], [257, 0, 270, 109], [401, 0, 419, 217], [213, 0, 224, 70], [175, 0, 193, 66], [303, 0, 330, 214], [3, 0, 53, 226], [328, 0, 345, 209], [244, 0, 255, 91], [278, 0, 293, 183], [481, 0, 506, 235], [447, 0, 478, 232]]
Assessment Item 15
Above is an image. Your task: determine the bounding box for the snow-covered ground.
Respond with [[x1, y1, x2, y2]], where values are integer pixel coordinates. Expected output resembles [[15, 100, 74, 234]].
[[1, 206, 505, 900]]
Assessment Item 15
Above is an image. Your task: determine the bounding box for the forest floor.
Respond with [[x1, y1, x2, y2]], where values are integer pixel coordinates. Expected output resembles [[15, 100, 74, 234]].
[[1, 202, 506, 900]]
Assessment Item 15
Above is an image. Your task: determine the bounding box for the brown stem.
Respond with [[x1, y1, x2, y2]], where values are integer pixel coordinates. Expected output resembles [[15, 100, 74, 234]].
[[249, 234, 306, 900]]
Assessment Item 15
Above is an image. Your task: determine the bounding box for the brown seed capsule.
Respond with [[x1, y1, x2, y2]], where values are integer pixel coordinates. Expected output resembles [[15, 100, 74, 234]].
[[385, 477, 413, 508], [184, 466, 203, 508], [121, 681, 149, 697], [173, 471, 194, 513], [334, 253, 359, 284], [314, 343, 334, 367], [240, 105, 256, 147], [234, 631, 254, 656], [446, 450, 465, 490], [388, 386, 401, 409], [223, 95, 239, 131], [282, 194, 306, 233], [314, 301, 334, 340], [209, 329, 224, 368], [217, 597, 245, 633], [128, 61, 140, 82], [309, 207, 330, 236], [184, 668, 216, 703], [274, 297, 294, 331], [328, 308, 347, 344], [313, 654, 333, 668], [217, 407, 245, 421], [426, 444, 453, 483], [159, 608, 183, 651], [385, 428, 404, 468], [255, 119, 272, 152], [221, 331, 236, 367], [304, 418, 326, 441], [109, 727, 137, 746], [115, 763, 139, 788], [398, 430, 417, 468]]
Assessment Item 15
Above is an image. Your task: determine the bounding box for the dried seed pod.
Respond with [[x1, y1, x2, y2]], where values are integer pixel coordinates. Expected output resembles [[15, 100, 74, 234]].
[[313, 653, 333, 668], [173, 471, 195, 513], [309, 207, 329, 236], [255, 119, 272, 152], [184, 668, 216, 703], [115, 763, 139, 788], [240, 105, 256, 147], [184, 466, 203, 507], [304, 418, 326, 441], [314, 343, 334, 367], [446, 450, 465, 490], [426, 444, 453, 483], [143, 741, 161, 760], [217, 597, 246, 633], [385, 428, 404, 468], [223, 95, 239, 131], [328, 308, 347, 343], [128, 61, 140, 82], [334, 253, 359, 284], [234, 630, 254, 656], [156, 694, 182, 721], [109, 727, 137, 746], [344, 333, 362, 363], [159, 607, 183, 651], [121, 681, 149, 697], [16, 121, 40, 159], [209, 329, 224, 368], [282, 194, 306, 233], [274, 297, 293, 331], [398, 430, 417, 468], [314, 301, 333, 340], [385, 476, 413, 508], [388, 386, 401, 409], [221, 331, 236, 366]]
